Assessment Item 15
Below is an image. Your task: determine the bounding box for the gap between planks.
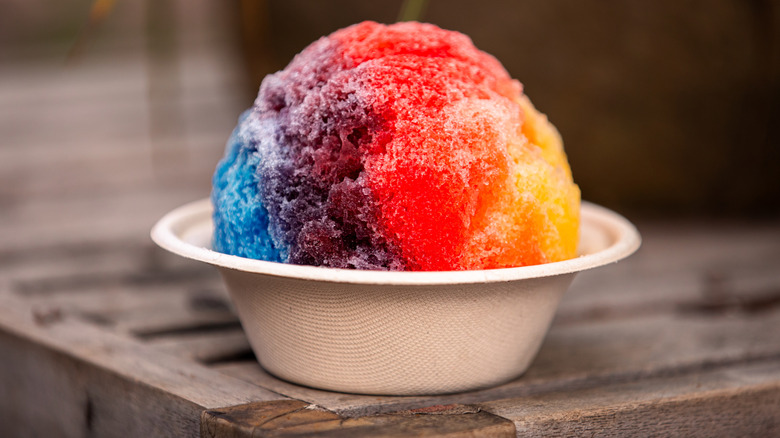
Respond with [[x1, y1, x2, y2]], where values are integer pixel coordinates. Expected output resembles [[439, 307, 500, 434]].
[[212, 306, 780, 418], [482, 361, 780, 437], [0, 290, 281, 409]]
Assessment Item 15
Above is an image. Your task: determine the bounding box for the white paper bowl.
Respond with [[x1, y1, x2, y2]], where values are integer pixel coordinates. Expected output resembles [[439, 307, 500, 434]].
[[151, 199, 640, 395]]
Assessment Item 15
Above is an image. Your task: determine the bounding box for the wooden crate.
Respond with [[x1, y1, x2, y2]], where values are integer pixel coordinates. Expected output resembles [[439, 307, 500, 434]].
[[2, 40, 780, 438]]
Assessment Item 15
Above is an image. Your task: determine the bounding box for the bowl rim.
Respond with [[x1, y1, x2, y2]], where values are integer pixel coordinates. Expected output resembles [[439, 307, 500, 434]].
[[151, 199, 640, 285]]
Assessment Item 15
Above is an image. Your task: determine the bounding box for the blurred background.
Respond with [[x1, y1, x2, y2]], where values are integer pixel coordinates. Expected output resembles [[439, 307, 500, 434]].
[[2, 3, 780, 433], [1, 0, 779, 237]]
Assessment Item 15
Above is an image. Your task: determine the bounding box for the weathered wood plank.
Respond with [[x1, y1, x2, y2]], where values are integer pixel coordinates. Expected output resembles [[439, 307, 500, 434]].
[[201, 401, 516, 438], [0, 52, 245, 257], [214, 306, 780, 417], [0, 290, 283, 411], [0, 47, 244, 102], [0, 189, 207, 254], [1, 245, 229, 338], [0, 53, 245, 157], [201, 400, 338, 438], [145, 329, 251, 364], [0, 91, 241, 155], [0, 325, 206, 438], [3, 246, 218, 295], [17, 285, 216, 331], [4, 268, 240, 355], [118, 308, 240, 339], [480, 361, 780, 437], [0, 147, 217, 203], [557, 220, 780, 324]]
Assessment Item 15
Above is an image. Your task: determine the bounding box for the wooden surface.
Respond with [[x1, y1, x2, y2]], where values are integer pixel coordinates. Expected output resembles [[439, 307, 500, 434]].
[[2, 42, 780, 438]]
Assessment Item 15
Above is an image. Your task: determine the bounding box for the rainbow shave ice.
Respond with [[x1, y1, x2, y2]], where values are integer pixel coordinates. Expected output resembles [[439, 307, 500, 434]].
[[211, 21, 580, 271]]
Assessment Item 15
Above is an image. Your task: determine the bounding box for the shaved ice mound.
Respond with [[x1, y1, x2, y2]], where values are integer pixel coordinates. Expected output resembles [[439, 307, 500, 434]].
[[211, 21, 580, 271]]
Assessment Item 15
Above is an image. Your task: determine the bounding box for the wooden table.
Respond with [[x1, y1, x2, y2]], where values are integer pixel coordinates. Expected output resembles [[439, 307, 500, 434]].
[[2, 53, 780, 437]]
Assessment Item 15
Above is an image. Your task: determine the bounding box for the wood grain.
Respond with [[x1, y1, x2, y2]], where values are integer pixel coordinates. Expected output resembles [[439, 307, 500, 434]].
[[0, 291, 285, 437], [2, 6, 780, 435], [213, 294, 780, 417], [482, 361, 780, 437], [557, 219, 780, 324], [202, 401, 516, 438]]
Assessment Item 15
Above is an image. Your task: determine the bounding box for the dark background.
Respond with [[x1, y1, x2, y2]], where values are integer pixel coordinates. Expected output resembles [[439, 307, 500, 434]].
[[3, 0, 779, 218]]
